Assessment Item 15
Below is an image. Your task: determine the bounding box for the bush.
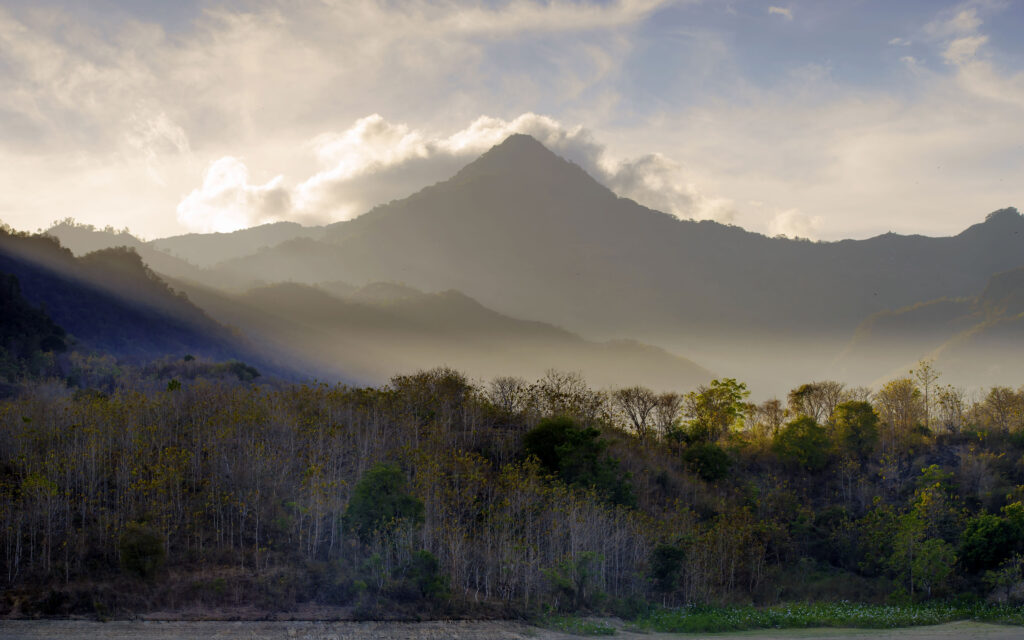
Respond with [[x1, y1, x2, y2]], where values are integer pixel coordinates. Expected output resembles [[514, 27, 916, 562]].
[[344, 463, 424, 541], [118, 522, 165, 580], [523, 416, 635, 506], [681, 442, 731, 481]]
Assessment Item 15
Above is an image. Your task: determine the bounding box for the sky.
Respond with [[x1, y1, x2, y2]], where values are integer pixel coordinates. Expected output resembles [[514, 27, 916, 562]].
[[0, 0, 1022, 241]]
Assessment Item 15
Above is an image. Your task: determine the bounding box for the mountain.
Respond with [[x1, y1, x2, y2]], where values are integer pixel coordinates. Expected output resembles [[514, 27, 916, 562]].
[[833, 266, 1024, 387], [203, 135, 1024, 393], [44, 221, 258, 290], [37, 137, 1024, 394], [166, 278, 714, 390], [0, 228, 260, 365], [149, 221, 325, 267]]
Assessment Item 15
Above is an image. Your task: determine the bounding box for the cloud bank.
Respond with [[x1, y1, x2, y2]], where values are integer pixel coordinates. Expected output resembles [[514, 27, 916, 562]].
[[1, 1, 1022, 241]]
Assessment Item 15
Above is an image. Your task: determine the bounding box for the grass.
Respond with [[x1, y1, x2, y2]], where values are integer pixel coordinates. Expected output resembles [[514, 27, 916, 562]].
[[633, 601, 1024, 633], [538, 613, 617, 636]]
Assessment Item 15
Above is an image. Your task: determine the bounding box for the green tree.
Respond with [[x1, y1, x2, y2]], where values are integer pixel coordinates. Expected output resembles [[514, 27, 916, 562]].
[[829, 400, 880, 459], [118, 522, 166, 580], [403, 549, 450, 601], [344, 463, 424, 541], [682, 378, 749, 442], [913, 538, 956, 598], [522, 416, 634, 506], [649, 544, 686, 595], [681, 442, 732, 481], [772, 416, 829, 472], [960, 513, 1016, 573]]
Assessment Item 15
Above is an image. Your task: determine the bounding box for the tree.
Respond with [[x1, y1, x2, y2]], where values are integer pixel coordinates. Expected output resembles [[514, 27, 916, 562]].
[[649, 544, 686, 595], [613, 386, 658, 442], [787, 381, 845, 423], [911, 360, 940, 430], [750, 398, 786, 440], [913, 538, 956, 598], [522, 416, 634, 506], [772, 416, 829, 472], [119, 522, 166, 580], [652, 392, 682, 440], [682, 442, 732, 481], [829, 401, 880, 459], [936, 385, 966, 433], [960, 513, 1016, 573], [488, 376, 529, 415], [875, 378, 925, 454], [344, 463, 425, 541], [682, 378, 749, 442], [982, 386, 1024, 433]]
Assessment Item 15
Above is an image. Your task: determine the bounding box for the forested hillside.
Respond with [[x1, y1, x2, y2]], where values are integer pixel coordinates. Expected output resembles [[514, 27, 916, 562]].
[[3, 364, 1024, 618], [0, 226, 277, 372]]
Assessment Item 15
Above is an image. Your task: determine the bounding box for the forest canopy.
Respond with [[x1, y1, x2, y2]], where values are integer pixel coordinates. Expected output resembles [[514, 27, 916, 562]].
[[2, 362, 1024, 618]]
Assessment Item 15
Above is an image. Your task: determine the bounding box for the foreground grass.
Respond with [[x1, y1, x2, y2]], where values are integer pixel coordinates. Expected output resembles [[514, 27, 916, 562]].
[[632, 602, 1024, 634], [539, 614, 617, 636]]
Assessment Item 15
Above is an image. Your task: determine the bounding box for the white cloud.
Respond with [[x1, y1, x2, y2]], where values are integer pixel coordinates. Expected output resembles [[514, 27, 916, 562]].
[[768, 6, 793, 20], [943, 35, 988, 65], [769, 209, 822, 239], [926, 7, 983, 39], [888, 37, 911, 46], [176, 112, 733, 232], [176, 157, 290, 233]]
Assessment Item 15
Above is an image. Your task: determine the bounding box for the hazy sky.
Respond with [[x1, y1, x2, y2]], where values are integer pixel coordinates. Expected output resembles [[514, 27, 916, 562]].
[[1, 0, 1022, 240]]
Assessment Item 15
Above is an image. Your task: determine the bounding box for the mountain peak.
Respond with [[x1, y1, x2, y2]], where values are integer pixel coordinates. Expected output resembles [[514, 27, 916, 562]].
[[450, 133, 607, 197], [984, 207, 1021, 225], [471, 133, 562, 167]]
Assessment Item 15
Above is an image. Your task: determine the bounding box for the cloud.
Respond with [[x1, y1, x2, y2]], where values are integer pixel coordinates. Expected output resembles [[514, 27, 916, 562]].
[[295, 112, 734, 224], [768, 6, 793, 20], [769, 209, 822, 239], [888, 37, 911, 46], [176, 157, 291, 233], [0, 1, 669, 236], [943, 35, 988, 65], [176, 112, 733, 232]]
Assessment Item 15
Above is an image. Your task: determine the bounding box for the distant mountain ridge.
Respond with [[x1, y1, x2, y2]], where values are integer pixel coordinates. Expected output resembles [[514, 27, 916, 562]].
[[167, 277, 714, 390], [39, 135, 1024, 394], [833, 265, 1024, 387]]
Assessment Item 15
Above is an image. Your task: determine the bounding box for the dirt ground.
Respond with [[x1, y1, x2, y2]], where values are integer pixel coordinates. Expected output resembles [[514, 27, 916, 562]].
[[1, 620, 1023, 640]]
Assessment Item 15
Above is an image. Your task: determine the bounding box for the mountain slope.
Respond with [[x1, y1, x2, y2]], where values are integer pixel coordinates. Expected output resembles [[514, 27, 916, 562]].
[[168, 278, 714, 390], [150, 221, 325, 267], [205, 136, 1024, 393], [216, 137, 1024, 339], [833, 266, 1024, 387], [0, 229, 255, 364]]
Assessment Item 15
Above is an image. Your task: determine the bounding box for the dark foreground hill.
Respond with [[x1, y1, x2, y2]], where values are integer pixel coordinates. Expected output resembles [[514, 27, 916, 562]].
[[0, 228, 258, 365]]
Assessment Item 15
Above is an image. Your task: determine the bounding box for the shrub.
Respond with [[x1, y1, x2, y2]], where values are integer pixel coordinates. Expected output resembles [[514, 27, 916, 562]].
[[118, 522, 165, 580]]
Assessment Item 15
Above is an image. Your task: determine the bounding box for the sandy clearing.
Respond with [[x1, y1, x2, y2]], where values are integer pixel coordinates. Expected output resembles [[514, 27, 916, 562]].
[[0, 620, 1023, 640]]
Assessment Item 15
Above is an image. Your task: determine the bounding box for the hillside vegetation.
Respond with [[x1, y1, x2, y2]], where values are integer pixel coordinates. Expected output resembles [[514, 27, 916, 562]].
[[3, 362, 1024, 619]]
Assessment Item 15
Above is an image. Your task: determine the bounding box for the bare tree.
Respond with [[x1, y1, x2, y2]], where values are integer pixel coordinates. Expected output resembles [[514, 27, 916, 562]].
[[751, 398, 786, 439], [489, 376, 529, 415], [653, 392, 682, 440], [613, 386, 658, 442], [787, 381, 845, 423], [935, 385, 966, 433]]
